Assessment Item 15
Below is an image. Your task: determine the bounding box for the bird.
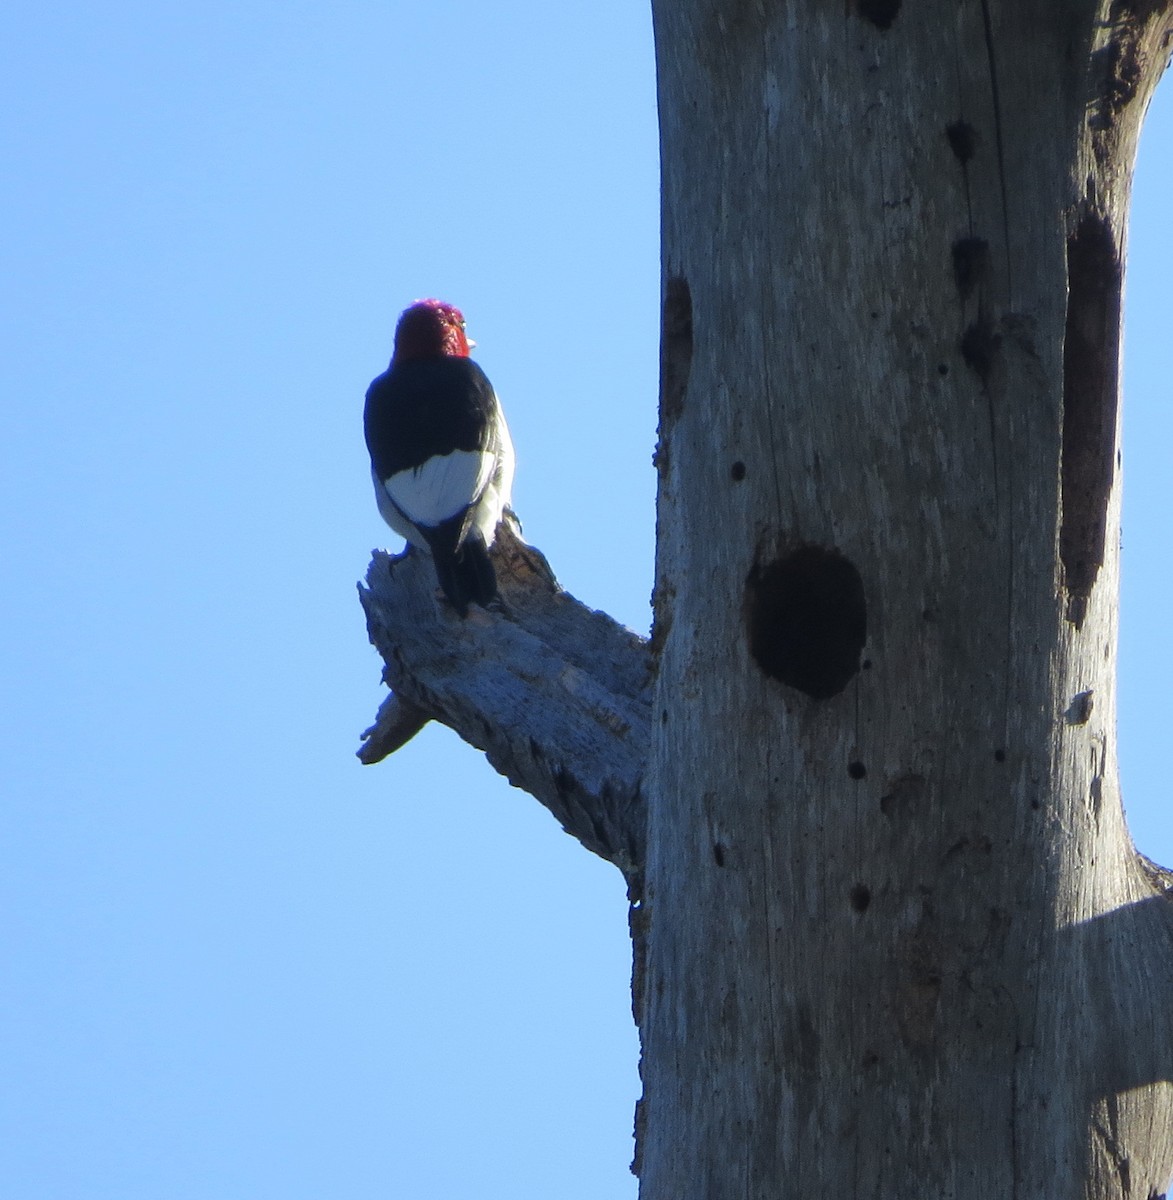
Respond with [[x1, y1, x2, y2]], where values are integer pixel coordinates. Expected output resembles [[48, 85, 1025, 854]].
[[364, 299, 515, 616]]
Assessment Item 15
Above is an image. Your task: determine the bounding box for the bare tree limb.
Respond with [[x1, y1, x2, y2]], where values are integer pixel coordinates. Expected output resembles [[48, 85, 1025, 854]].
[[358, 522, 650, 882]]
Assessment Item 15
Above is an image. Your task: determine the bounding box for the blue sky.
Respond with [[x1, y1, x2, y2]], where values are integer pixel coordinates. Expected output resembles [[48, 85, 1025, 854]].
[[1, 4, 1170, 1198]]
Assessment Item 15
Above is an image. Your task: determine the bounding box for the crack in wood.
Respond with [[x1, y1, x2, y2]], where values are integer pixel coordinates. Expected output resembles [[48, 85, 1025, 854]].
[[1060, 211, 1121, 625]]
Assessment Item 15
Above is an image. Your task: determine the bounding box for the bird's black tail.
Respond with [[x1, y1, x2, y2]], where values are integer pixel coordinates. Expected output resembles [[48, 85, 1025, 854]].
[[426, 522, 498, 617]]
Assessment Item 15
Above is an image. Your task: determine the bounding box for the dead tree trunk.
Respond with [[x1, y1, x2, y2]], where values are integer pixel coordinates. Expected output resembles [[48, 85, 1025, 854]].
[[360, 1, 1173, 1196], [643, 0, 1173, 1196]]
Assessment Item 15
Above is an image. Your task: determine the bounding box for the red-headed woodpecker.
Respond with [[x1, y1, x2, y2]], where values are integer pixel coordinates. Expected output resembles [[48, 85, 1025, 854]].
[[364, 300, 515, 615]]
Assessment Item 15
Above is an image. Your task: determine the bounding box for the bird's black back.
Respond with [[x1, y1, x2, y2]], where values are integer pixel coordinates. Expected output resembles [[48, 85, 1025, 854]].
[[364, 357, 497, 480]]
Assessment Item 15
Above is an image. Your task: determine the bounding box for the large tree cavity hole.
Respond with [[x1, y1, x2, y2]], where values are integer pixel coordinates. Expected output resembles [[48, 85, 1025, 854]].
[[745, 545, 867, 700], [856, 0, 901, 30]]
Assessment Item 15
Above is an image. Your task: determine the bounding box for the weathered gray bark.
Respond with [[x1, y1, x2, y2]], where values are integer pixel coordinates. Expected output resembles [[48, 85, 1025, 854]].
[[359, 523, 649, 881], [642, 1, 1173, 1197], [360, 0, 1173, 1196]]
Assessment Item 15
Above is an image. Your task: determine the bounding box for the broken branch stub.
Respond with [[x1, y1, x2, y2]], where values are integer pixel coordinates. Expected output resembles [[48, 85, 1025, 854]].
[[358, 523, 651, 880]]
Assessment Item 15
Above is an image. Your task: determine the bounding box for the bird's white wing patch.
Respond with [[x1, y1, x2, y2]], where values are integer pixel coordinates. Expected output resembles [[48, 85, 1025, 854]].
[[371, 465, 422, 543], [383, 450, 495, 527], [469, 407, 515, 545]]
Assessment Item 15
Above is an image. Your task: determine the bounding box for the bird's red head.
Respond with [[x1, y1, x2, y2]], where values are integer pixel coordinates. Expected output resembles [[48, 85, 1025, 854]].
[[392, 299, 472, 361]]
